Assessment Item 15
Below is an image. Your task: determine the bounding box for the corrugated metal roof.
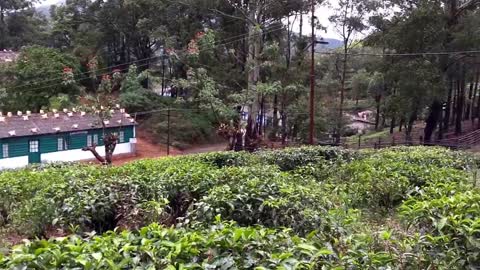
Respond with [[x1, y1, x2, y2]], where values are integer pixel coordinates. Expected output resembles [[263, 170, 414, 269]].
[[0, 110, 136, 139]]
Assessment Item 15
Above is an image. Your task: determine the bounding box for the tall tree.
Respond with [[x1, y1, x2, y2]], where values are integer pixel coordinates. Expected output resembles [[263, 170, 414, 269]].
[[329, 0, 373, 141], [3, 46, 82, 111], [0, 0, 44, 50]]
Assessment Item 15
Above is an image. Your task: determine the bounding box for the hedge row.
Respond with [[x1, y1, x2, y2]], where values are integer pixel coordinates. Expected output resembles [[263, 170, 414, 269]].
[[0, 146, 479, 269]]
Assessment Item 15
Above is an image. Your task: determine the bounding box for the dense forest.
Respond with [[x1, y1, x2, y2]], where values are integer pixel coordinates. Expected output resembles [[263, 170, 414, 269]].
[[0, 0, 479, 149]]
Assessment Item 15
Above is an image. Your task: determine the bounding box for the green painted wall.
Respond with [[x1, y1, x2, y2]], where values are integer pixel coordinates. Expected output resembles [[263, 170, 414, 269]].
[[0, 126, 135, 159]]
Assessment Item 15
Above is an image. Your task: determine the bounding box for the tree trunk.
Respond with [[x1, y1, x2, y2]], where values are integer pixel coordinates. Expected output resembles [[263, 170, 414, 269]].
[[381, 112, 386, 128], [244, 5, 262, 152], [406, 110, 417, 140], [399, 118, 405, 132], [465, 78, 474, 120], [444, 78, 453, 132], [474, 70, 480, 128], [83, 145, 106, 164], [375, 95, 381, 130], [299, 11, 303, 38], [455, 75, 465, 135], [390, 116, 395, 134], [270, 94, 279, 141], [471, 78, 478, 124], [161, 57, 166, 96], [258, 96, 265, 136], [424, 100, 442, 142], [0, 6, 5, 51], [451, 80, 457, 126], [337, 44, 348, 142], [281, 111, 287, 145], [233, 106, 243, 151], [83, 134, 117, 165]]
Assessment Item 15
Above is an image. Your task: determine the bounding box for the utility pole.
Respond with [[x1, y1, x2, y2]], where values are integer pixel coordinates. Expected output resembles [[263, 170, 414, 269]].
[[309, 0, 315, 145]]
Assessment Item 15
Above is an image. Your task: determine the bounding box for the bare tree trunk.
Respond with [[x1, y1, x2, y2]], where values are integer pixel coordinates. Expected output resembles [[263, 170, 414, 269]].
[[455, 72, 466, 135], [444, 78, 453, 132], [474, 70, 480, 128], [244, 5, 262, 152], [375, 95, 381, 130], [233, 106, 244, 151], [465, 78, 474, 120], [451, 79, 458, 126], [424, 100, 442, 142], [390, 116, 395, 134], [472, 78, 478, 124], [299, 11, 303, 38], [281, 111, 287, 145], [406, 110, 417, 140], [83, 145, 106, 164], [337, 44, 348, 142], [0, 6, 5, 51], [83, 134, 117, 165], [270, 94, 279, 141]]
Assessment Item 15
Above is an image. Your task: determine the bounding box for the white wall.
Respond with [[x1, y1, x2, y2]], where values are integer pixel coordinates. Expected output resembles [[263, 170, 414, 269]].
[[0, 156, 29, 170], [41, 142, 133, 163]]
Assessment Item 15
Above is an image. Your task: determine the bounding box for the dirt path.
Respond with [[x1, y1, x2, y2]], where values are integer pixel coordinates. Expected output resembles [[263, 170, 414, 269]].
[[112, 130, 227, 165], [183, 143, 227, 154]]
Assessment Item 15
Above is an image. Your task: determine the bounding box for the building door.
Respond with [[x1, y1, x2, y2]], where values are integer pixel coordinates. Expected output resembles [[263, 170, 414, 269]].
[[28, 140, 40, 164]]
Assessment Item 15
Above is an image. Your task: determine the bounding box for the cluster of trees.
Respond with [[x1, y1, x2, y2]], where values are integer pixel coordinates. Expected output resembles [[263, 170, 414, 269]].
[[0, 0, 479, 151], [360, 0, 480, 142]]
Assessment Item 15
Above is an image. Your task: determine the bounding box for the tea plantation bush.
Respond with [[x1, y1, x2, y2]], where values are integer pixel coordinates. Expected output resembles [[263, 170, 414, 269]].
[[0, 146, 479, 269]]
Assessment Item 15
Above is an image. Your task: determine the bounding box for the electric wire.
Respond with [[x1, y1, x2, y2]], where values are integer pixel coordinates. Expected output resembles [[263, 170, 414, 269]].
[[4, 26, 285, 92], [314, 50, 480, 57]]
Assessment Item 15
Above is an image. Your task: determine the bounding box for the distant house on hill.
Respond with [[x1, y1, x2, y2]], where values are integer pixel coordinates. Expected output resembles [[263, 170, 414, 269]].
[[0, 109, 137, 169], [0, 50, 18, 64]]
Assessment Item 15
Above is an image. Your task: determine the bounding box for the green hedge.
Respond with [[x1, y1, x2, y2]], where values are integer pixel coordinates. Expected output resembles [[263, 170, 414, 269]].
[[1, 146, 480, 269]]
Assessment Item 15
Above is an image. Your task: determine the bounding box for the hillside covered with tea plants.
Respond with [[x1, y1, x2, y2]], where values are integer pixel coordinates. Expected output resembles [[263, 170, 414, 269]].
[[1, 146, 480, 269]]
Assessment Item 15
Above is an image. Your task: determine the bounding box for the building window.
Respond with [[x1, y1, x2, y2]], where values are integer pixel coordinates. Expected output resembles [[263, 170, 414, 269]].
[[2, 144, 8, 158], [57, 137, 69, 151], [58, 138, 64, 151], [29, 141, 39, 153], [119, 131, 125, 143], [93, 134, 99, 145], [87, 135, 92, 147]]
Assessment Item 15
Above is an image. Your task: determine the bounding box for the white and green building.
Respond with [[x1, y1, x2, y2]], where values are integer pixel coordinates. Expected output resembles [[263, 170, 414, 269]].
[[0, 109, 136, 169]]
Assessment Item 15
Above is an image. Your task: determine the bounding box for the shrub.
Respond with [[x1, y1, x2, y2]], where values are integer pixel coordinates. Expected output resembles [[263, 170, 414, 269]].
[[257, 146, 358, 171], [0, 146, 479, 270], [0, 222, 330, 269], [400, 186, 480, 268], [188, 166, 344, 234]]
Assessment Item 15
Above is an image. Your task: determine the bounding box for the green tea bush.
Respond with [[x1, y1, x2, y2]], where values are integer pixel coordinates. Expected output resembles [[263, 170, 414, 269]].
[[400, 186, 480, 268], [189, 166, 342, 234], [199, 151, 261, 168], [0, 146, 479, 269], [0, 222, 330, 269], [337, 156, 468, 208], [257, 146, 358, 171]]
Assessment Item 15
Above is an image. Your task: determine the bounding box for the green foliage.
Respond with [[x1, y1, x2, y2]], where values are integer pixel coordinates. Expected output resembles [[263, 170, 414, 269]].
[[143, 109, 218, 148], [400, 183, 480, 268], [1, 222, 328, 269], [1, 146, 480, 269], [257, 146, 358, 171], [3, 46, 81, 111]]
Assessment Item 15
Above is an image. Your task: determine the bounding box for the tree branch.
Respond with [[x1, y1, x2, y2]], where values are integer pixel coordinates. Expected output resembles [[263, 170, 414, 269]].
[[456, 0, 480, 17], [82, 144, 107, 165]]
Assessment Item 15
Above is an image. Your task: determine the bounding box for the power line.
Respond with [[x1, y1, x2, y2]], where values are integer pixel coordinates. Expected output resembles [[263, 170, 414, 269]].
[[315, 50, 480, 57], [5, 26, 285, 92]]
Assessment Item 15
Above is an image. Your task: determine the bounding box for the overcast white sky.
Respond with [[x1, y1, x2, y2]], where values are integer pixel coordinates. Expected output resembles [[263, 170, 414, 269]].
[[289, 3, 339, 39], [38, 0, 58, 5], [37, 0, 341, 39]]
